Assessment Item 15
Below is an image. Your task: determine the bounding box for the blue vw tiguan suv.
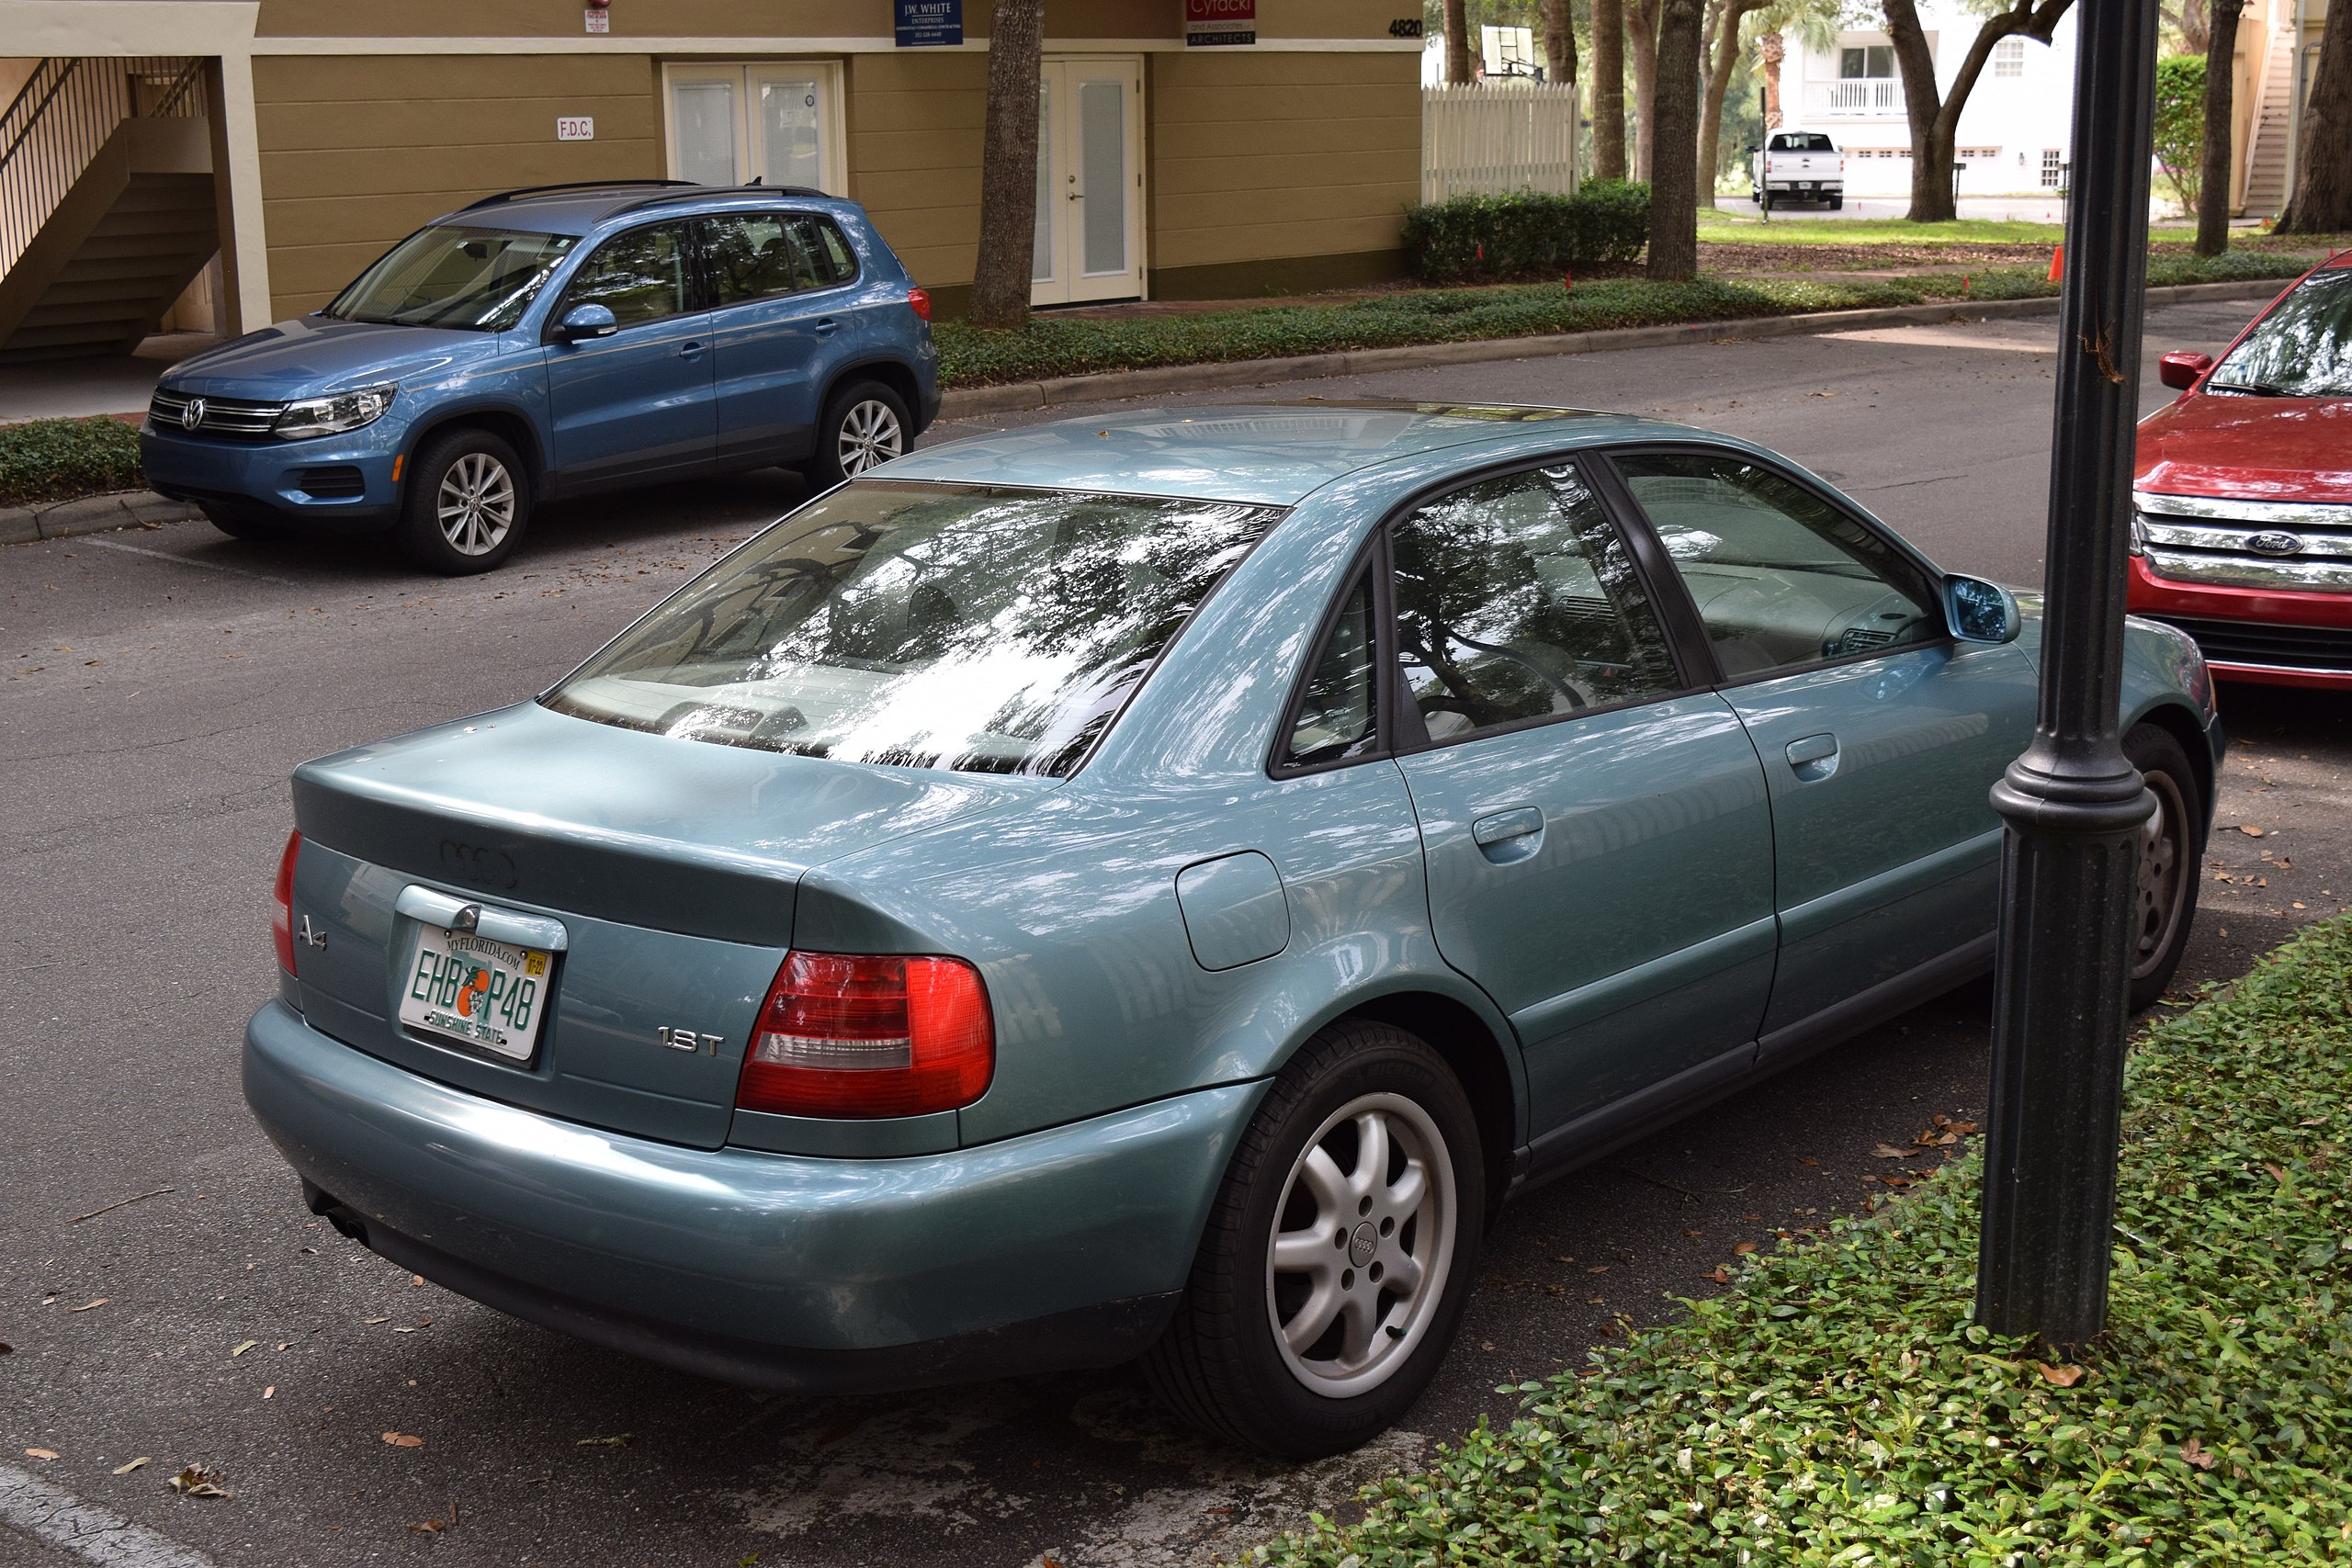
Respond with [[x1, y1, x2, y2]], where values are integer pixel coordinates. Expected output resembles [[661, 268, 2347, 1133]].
[[141, 182, 941, 573]]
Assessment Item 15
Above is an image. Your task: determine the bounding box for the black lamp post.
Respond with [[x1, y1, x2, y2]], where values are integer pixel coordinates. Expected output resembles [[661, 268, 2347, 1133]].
[[1974, 0, 2161, 1351]]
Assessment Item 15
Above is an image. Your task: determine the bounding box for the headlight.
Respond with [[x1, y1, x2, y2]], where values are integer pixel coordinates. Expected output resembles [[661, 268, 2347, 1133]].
[[273, 382, 397, 440]]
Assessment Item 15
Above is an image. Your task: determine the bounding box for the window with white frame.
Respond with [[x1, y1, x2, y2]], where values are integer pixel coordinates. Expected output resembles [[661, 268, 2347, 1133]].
[[1840, 43, 1897, 78], [1994, 38, 2026, 76], [2041, 148, 2064, 187], [663, 63, 846, 195]]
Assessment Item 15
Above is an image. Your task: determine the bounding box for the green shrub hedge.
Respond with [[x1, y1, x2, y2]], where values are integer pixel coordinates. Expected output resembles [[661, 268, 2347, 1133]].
[[1401, 182, 1653, 284], [0, 415, 142, 508], [1252, 916, 2352, 1566]]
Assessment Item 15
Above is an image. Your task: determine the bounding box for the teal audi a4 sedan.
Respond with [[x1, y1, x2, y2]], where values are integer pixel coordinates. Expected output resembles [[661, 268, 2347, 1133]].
[[247, 401, 2220, 1457]]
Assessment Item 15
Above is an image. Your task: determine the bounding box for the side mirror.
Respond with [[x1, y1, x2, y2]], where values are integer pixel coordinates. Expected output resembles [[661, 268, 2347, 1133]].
[[2158, 350, 2213, 391], [1944, 574, 2021, 644], [555, 302, 618, 342]]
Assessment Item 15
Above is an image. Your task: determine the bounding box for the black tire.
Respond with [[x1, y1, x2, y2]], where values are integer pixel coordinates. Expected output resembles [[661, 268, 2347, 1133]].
[[1143, 1021, 1484, 1459], [1830, 196, 1846, 210], [2126, 723, 2202, 1012], [394, 428, 530, 575], [801, 379, 910, 491], [200, 504, 283, 542]]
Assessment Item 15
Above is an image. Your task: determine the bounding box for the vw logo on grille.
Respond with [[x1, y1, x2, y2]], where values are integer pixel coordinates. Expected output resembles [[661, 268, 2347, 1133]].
[[2245, 530, 2305, 557], [180, 397, 205, 431]]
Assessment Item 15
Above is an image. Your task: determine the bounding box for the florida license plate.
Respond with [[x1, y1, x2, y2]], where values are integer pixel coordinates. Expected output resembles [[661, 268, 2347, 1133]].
[[399, 922, 551, 1062]]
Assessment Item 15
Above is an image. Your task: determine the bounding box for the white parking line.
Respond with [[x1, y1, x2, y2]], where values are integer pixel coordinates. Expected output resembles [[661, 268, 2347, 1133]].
[[74, 536, 295, 585], [0, 1465, 220, 1568]]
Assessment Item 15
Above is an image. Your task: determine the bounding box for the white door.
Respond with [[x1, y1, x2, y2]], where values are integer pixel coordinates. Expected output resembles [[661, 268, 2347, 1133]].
[[665, 64, 845, 194], [1032, 58, 1144, 306]]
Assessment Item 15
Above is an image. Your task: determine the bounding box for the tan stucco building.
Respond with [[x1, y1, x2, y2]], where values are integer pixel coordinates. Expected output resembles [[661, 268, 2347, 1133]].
[[0, 0, 1420, 354]]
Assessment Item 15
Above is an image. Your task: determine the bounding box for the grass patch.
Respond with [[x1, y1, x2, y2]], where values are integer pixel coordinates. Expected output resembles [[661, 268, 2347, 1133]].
[[1251, 916, 2352, 1566], [1696, 215, 2072, 246], [936, 250, 2317, 389], [0, 415, 142, 508]]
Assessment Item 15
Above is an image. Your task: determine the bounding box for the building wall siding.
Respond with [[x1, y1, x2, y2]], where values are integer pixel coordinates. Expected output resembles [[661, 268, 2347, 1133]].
[[845, 51, 987, 292], [1147, 51, 1418, 281], [254, 53, 660, 317]]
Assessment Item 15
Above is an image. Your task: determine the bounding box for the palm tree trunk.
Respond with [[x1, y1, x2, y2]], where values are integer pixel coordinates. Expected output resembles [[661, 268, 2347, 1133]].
[[969, 0, 1046, 329], [2197, 0, 2246, 255], [1592, 0, 1627, 177], [1758, 30, 1784, 130], [1649, 0, 1707, 277], [2280, 0, 2352, 231], [1444, 0, 1474, 84]]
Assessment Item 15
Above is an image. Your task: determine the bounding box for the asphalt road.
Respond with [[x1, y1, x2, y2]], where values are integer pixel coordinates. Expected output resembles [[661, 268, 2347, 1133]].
[[6, 298, 2349, 1568]]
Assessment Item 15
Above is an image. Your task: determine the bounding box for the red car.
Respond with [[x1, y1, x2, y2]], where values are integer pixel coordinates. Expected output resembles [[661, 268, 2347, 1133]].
[[2132, 255, 2352, 688]]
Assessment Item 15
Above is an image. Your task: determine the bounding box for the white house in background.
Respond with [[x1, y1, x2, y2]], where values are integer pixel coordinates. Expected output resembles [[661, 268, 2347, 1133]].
[[1776, 1, 2080, 201]]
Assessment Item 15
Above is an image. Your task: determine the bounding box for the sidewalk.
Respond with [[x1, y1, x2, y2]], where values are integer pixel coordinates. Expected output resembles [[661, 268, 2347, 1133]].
[[0, 333, 214, 424]]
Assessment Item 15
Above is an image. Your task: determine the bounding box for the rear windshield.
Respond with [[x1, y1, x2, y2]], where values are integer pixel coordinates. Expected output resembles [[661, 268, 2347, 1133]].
[[544, 481, 1284, 776], [323, 226, 577, 332], [1770, 133, 1834, 151], [2208, 266, 2352, 398]]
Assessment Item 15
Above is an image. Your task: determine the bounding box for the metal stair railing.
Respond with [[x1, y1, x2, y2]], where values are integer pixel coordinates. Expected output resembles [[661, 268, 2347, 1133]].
[[1, 56, 205, 278]]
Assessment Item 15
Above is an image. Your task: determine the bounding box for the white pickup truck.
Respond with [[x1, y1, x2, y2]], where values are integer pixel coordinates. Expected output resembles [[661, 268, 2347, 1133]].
[[1750, 131, 1846, 211]]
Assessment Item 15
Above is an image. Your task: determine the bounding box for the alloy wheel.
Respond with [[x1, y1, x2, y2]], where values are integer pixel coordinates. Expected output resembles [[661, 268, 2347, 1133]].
[[2132, 767, 2189, 980], [435, 452, 515, 557], [1264, 1091, 1457, 1399], [835, 399, 905, 477]]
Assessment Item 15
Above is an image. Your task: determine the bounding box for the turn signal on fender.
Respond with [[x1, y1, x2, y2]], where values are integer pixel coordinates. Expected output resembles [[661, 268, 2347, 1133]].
[[736, 952, 992, 1118]]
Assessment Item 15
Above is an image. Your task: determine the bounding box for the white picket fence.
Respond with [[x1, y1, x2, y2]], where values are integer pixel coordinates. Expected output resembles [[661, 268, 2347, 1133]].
[[1422, 81, 1581, 203]]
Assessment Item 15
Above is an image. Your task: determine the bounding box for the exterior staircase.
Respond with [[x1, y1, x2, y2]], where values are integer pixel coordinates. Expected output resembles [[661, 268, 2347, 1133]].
[[0, 57, 220, 364], [2240, 19, 2298, 218]]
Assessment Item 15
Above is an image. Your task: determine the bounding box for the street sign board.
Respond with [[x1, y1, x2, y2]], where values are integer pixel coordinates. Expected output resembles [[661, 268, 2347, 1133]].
[[557, 117, 595, 141]]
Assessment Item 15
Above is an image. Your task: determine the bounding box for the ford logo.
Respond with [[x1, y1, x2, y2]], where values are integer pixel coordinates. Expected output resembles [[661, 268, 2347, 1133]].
[[2245, 531, 2305, 557], [180, 397, 205, 431]]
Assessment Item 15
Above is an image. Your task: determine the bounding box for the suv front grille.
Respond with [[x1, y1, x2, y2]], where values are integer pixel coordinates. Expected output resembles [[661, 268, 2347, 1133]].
[[2145, 615, 2352, 674], [149, 387, 284, 442], [2134, 491, 2352, 593]]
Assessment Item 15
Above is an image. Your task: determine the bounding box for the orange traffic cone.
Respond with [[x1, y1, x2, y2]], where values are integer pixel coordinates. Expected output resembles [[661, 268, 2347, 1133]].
[[2046, 244, 2064, 282], [1563, 270, 1574, 292]]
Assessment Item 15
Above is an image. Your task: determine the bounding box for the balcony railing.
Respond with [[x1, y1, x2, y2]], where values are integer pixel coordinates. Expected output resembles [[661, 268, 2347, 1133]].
[[1804, 78, 1906, 117]]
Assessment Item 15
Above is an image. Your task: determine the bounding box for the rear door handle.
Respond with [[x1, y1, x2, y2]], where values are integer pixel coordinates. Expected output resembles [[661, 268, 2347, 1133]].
[[678, 339, 706, 360], [1784, 732, 1840, 782], [813, 317, 839, 336], [1470, 806, 1545, 864]]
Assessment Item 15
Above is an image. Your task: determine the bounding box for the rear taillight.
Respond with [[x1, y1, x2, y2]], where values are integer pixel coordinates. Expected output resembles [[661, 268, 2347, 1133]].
[[737, 952, 992, 1119], [271, 830, 302, 973], [906, 285, 932, 321]]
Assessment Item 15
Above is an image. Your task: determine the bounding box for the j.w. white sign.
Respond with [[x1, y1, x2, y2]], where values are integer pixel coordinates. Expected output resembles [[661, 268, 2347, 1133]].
[[557, 117, 595, 141]]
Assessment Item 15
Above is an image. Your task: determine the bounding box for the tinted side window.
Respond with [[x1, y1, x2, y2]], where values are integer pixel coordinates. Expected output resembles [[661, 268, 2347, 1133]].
[[704, 214, 805, 304], [1391, 464, 1681, 743], [563, 222, 694, 326], [1613, 451, 1940, 679], [1284, 570, 1377, 768], [802, 216, 859, 283]]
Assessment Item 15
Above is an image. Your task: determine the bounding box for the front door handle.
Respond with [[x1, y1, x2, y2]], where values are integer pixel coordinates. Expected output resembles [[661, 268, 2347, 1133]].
[[678, 339, 706, 360], [813, 317, 839, 337], [1785, 732, 1840, 782], [1470, 806, 1545, 864]]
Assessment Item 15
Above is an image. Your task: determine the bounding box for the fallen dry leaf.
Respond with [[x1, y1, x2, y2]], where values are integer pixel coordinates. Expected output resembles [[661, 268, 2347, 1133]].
[[1872, 1144, 1909, 1159], [2037, 1361, 2086, 1387], [362, 1316, 390, 1325], [2181, 1437, 2218, 1471], [1796, 1156, 1819, 1167], [2267, 1164, 2289, 1183], [2237, 824, 2265, 837], [66, 1298, 107, 1313], [24, 1448, 59, 1461], [1586, 1264, 1609, 1274], [1733, 1241, 1758, 1256], [113, 1457, 150, 1475], [407, 1520, 445, 1534], [1703, 1266, 1732, 1283], [412, 1275, 425, 1288], [575, 1434, 632, 1448], [262, 1387, 275, 1399], [168, 1466, 232, 1498], [230, 1340, 257, 1358], [382, 1432, 424, 1449]]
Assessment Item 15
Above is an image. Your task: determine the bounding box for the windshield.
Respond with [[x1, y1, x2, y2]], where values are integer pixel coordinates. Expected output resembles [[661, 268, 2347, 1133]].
[[544, 481, 1284, 776], [2209, 267, 2352, 398], [322, 226, 577, 332]]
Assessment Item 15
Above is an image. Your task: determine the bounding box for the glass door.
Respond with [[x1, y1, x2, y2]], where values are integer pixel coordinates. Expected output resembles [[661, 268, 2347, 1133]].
[[1032, 58, 1144, 306], [665, 64, 844, 194]]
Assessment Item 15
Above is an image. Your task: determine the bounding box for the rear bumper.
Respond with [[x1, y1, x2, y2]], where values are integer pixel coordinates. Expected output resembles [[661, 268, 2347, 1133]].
[[243, 1000, 1256, 1390], [140, 425, 401, 531], [2128, 557, 2352, 688]]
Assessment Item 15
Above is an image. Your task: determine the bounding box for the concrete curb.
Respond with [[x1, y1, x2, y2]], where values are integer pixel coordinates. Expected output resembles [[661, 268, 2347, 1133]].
[[0, 489, 203, 547], [935, 276, 2291, 419]]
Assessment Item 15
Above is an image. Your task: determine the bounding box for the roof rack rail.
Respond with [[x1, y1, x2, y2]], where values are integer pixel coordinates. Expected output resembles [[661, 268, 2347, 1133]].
[[606, 184, 831, 217], [459, 180, 698, 211]]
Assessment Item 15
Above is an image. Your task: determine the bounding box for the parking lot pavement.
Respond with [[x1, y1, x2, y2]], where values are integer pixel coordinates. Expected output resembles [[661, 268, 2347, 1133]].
[[6, 298, 2346, 1568]]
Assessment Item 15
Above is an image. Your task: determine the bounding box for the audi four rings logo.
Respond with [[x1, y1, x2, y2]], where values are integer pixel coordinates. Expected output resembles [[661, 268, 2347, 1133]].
[[2245, 531, 2305, 557], [180, 397, 205, 431]]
